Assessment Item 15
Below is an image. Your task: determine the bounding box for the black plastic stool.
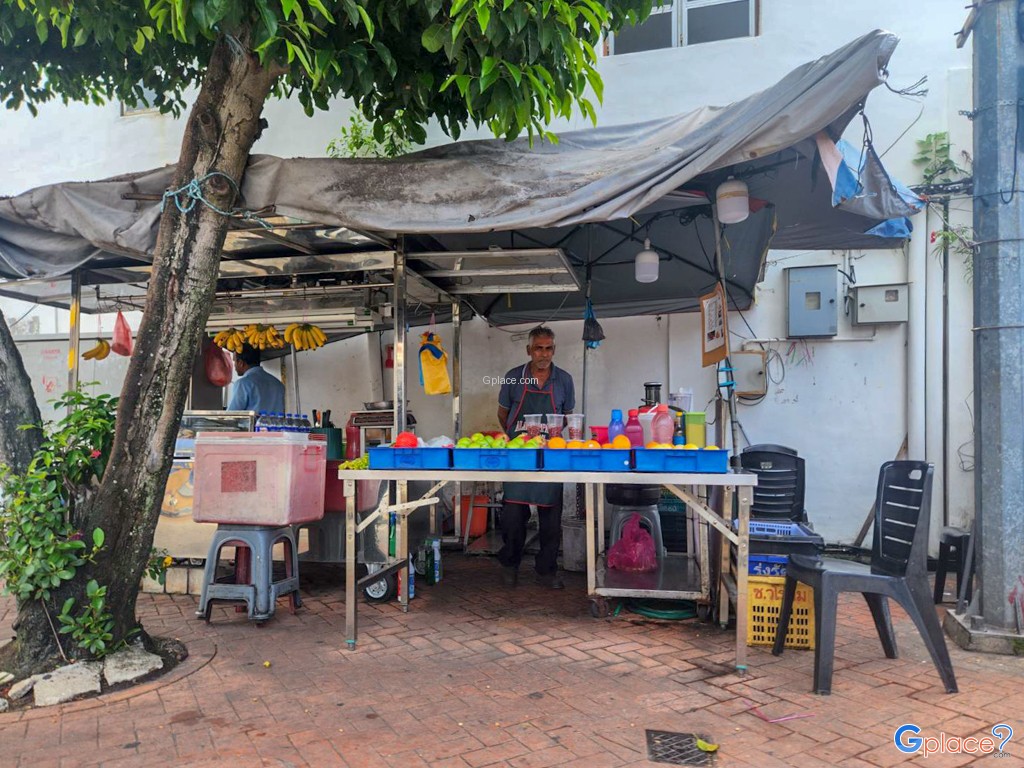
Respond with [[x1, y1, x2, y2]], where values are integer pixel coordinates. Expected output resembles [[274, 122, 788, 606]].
[[933, 526, 973, 604]]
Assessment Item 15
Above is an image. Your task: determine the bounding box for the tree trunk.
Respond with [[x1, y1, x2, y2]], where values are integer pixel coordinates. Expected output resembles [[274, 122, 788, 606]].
[[10, 33, 279, 671], [0, 308, 42, 474]]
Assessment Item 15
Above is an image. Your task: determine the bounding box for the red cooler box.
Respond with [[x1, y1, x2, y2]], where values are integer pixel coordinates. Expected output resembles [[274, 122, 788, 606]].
[[193, 432, 327, 525]]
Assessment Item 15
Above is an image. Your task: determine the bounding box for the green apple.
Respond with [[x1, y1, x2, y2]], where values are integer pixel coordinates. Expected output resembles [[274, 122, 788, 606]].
[[457, 437, 472, 448], [471, 432, 485, 442]]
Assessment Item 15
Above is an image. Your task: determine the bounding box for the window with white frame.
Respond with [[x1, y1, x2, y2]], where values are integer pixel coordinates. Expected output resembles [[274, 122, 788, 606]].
[[608, 0, 756, 56]]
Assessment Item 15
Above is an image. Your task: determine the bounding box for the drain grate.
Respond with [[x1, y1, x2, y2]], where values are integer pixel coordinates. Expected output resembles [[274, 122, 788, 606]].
[[645, 730, 716, 766]]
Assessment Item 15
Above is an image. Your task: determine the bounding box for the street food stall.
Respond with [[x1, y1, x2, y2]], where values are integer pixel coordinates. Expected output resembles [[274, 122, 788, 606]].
[[0, 31, 922, 671]]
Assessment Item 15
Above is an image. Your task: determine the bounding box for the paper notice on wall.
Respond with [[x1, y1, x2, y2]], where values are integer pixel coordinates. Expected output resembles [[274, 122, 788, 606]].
[[700, 283, 729, 368]]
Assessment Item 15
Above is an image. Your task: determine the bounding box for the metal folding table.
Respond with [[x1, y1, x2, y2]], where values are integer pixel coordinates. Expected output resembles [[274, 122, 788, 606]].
[[339, 468, 757, 673]]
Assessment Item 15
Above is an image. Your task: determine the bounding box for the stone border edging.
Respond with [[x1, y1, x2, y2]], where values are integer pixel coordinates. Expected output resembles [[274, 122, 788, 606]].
[[0, 639, 217, 722]]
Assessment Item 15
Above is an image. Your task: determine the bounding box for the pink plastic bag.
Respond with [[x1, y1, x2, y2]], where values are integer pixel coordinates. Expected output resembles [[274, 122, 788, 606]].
[[607, 513, 658, 572], [111, 310, 133, 356], [204, 341, 232, 387]]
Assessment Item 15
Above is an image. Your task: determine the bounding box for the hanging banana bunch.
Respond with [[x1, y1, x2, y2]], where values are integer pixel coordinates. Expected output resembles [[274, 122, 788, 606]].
[[285, 323, 327, 351], [82, 339, 111, 361], [241, 323, 286, 351], [213, 327, 246, 353]]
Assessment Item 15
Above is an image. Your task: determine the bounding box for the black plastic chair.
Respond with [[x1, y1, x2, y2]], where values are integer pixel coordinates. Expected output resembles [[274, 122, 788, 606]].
[[740, 446, 807, 523], [772, 461, 957, 695]]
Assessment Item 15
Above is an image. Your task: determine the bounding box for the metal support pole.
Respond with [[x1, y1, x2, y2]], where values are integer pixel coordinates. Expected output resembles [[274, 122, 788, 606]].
[[973, 0, 1024, 631], [289, 345, 301, 416], [67, 270, 82, 398], [452, 298, 463, 540], [393, 240, 407, 438]]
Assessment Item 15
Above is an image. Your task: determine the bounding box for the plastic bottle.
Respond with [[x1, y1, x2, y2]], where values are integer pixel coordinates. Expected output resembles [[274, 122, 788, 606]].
[[672, 415, 686, 446], [285, 413, 297, 432], [651, 404, 674, 445], [432, 538, 442, 583], [388, 511, 397, 557], [300, 414, 312, 433], [607, 409, 625, 442], [624, 409, 645, 447], [255, 411, 268, 432]]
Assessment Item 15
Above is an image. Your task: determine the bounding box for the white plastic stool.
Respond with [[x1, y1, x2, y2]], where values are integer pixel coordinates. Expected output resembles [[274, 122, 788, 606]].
[[608, 504, 665, 557]]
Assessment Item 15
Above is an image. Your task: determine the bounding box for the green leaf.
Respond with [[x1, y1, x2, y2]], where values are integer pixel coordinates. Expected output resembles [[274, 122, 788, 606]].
[[92, 528, 104, 548], [421, 23, 447, 53], [281, 0, 298, 19], [451, 0, 472, 16], [306, 0, 334, 23], [476, 3, 491, 35], [356, 4, 375, 39]]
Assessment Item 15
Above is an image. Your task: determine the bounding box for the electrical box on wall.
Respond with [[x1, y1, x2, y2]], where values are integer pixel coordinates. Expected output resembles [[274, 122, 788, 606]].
[[731, 350, 767, 396], [786, 265, 838, 337], [851, 283, 910, 325]]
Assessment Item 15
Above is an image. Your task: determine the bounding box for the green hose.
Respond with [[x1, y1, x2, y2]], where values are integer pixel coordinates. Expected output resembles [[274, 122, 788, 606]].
[[625, 598, 698, 620]]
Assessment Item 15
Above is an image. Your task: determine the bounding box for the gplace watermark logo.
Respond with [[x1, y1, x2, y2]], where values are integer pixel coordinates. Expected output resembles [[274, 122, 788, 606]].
[[481, 375, 539, 387], [894, 723, 1013, 758]]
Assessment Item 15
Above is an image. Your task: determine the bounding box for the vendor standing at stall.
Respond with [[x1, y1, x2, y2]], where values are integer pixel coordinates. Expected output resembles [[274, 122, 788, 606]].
[[496, 327, 575, 589], [228, 344, 286, 414]]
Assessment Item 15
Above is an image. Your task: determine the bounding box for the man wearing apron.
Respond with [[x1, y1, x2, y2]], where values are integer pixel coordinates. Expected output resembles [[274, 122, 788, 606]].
[[496, 327, 575, 588]]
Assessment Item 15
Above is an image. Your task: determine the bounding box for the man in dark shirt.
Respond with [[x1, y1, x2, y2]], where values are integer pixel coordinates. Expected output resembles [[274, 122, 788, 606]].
[[496, 327, 575, 588]]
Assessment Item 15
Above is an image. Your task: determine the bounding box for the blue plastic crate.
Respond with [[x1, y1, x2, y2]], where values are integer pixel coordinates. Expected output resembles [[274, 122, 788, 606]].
[[541, 449, 631, 472], [748, 554, 789, 576], [732, 519, 825, 557], [633, 448, 729, 473], [451, 448, 540, 471], [368, 447, 451, 470]]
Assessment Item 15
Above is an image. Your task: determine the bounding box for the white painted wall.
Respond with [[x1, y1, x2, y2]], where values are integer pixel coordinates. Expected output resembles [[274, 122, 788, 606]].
[[1, 0, 976, 545]]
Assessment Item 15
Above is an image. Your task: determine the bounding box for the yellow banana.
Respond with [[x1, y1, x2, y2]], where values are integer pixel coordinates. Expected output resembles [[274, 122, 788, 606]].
[[82, 339, 110, 361]]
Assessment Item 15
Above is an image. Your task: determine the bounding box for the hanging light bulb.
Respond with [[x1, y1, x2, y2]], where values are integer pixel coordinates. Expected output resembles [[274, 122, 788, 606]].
[[634, 238, 659, 283], [716, 177, 750, 224]]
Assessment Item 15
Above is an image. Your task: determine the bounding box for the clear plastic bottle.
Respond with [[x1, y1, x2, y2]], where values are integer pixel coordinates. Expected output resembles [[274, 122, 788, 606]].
[[651, 404, 674, 445], [300, 414, 312, 433], [624, 409, 645, 447], [607, 409, 626, 442], [284, 413, 296, 432], [255, 411, 268, 432]]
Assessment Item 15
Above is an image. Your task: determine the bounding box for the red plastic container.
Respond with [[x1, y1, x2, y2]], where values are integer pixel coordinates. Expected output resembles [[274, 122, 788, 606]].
[[193, 432, 327, 525], [460, 495, 489, 536]]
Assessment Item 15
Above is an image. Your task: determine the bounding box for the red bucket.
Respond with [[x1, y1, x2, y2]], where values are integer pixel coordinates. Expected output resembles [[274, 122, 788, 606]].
[[589, 426, 609, 444], [460, 495, 489, 537]]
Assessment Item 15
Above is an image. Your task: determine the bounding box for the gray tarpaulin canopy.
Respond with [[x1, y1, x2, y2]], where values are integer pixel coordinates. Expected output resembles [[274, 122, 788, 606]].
[[0, 30, 918, 326]]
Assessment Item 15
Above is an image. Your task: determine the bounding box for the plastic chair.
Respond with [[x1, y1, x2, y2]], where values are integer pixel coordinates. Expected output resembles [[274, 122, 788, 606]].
[[933, 526, 973, 604], [740, 447, 807, 523], [773, 461, 957, 695], [744, 443, 798, 456]]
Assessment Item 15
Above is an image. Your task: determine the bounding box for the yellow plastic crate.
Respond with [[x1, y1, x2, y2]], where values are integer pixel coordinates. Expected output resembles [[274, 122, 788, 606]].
[[746, 575, 815, 649]]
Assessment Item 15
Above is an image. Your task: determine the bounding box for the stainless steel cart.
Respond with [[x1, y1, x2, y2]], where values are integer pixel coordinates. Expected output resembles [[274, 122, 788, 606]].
[[338, 468, 756, 673]]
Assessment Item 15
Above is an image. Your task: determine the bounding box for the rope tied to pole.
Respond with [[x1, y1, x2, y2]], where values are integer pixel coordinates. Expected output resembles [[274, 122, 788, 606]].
[[161, 171, 272, 229]]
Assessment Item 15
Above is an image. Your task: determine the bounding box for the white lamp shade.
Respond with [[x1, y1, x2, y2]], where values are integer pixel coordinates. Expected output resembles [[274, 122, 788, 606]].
[[634, 238, 659, 283], [716, 178, 749, 224]]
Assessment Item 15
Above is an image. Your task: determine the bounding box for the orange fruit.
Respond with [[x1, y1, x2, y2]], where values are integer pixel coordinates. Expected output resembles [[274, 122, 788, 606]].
[[567, 440, 584, 449], [645, 441, 660, 449], [611, 434, 632, 449], [602, 443, 615, 449], [547, 436, 567, 449], [584, 439, 601, 449]]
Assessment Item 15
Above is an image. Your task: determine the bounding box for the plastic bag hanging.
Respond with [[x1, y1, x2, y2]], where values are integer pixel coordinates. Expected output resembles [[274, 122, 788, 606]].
[[582, 299, 604, 349], [111, 310, 134, 356], [419, 331, 452, 395], [204, 340, 232, 387]]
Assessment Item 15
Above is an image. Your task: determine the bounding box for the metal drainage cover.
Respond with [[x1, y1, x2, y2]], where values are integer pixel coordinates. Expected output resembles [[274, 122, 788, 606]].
[[646, 730, 716, 766]]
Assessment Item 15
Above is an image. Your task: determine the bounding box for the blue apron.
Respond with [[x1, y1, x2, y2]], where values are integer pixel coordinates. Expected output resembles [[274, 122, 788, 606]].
[[504, 365, 562, 507]]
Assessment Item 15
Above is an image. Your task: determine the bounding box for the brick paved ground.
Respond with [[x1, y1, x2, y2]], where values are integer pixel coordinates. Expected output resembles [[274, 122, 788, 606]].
[[1, 554, 1022, 768]]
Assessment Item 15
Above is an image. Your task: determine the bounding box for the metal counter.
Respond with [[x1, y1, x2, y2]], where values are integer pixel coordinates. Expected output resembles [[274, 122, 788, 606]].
[[337, 469, 756, 673]]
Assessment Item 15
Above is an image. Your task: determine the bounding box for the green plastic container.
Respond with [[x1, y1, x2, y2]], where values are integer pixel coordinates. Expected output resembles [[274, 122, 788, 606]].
[[312, 427, 344, 460], [683, 412, 706, 447]]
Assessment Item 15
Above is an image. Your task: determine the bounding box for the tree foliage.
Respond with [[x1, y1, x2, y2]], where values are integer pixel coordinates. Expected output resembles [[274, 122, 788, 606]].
[[1, 0, 654, 143]]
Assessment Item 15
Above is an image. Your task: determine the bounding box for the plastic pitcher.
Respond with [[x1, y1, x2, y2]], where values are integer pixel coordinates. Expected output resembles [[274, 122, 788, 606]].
[[684, 412, 706, 447]]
